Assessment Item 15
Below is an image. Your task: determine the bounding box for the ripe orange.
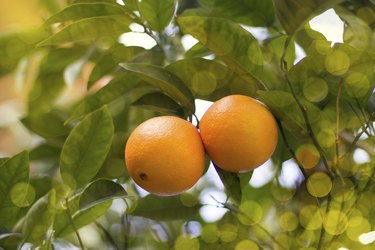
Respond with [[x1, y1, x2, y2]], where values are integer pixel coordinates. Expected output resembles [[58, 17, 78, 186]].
[[199, 95, 278, 173], [125, 116, 205, 196]]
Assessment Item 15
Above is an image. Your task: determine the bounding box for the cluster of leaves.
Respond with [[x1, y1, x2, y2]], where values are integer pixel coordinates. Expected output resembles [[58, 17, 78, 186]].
[[1, 0, 375, 249]]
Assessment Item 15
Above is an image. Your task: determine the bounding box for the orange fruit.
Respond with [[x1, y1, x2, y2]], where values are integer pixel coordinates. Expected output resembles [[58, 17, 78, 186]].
[[199, 95, 278, 173], [125, 116, 205, 196]]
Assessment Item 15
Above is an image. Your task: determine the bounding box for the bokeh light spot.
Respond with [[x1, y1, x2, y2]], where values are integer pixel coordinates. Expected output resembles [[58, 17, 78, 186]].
[[344, 72, 370, 98], [295, 144, 320, 169], [235, 239, 259, 250], [279, 212, 298, 231], [324, 50, 350, 76], [303, 77, 328, 103], [200, 224, 219, 243], [191, 71, 217, 96], [10, 182, 35, 207], [307, 172, 332, 197], [323, 209, 348, 235], [218, 223, 238, 242], [174, 234, 199, 250], [331, 178, 354, 202], [299, 205, 323, 230], [237, 200, 263, 226]]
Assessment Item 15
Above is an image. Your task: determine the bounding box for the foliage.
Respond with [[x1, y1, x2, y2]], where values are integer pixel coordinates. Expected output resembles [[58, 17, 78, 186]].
[[0, 0, 375, 249]]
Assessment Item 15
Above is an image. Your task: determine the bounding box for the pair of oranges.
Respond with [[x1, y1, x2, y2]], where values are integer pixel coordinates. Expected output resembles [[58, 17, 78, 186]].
[[125, 95, 278, 196]]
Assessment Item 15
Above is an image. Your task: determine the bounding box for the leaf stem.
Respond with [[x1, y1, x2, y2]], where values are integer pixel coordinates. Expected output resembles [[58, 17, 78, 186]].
[[65, 198, 85, 250]]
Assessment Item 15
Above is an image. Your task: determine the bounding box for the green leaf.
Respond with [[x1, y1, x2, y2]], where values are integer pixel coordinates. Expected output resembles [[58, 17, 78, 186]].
[[257, 90, 321, 134], [29, 176, 54, 202], [45, 2, 126, 25], [0, 28, 48, 76], [336, 6, 375, 50], [0, 151, 29, 229], [0, 232, 23, 250], [166, 57, 231, 97], [67, 73, 140, 122], [120, 63, 195, 115], [79, 179, 127, 210], [272, 0, 344, 34], [22, 190, 56, 244], [177, 16, 265, 91], [38, 15, 131, 46], [29, 144, 61, 161], [185, 42, 212, 58], [295, 23, 327, 52], [213, 164, 252, 203], [28, 47, 88, 114], [131, 194, 201, 220], [132, 92, 184, 116], [198, 0, 275, 27], [138, 0, 175, 32], [21, 111, 71, 147], [0, 158, 9, 166], [54, 198, 112, 237], [60, 106, 114, 190], [88, 45, 145, 89]]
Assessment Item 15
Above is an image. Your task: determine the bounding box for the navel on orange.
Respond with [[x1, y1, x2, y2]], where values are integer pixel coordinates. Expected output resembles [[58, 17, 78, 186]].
[[125, 116, 205, 196], [199, 95, 278, 173]]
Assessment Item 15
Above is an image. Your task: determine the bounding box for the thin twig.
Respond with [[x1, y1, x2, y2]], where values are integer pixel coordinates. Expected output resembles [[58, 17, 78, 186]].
[[210, 196, 287, 250], [65, 198, 85, 250], [275, 117, 307, 178], [316, 195, 331, 250], [95, 221, 119, 250], [280, 37, 332, 177], [335, 79, 343, 169]]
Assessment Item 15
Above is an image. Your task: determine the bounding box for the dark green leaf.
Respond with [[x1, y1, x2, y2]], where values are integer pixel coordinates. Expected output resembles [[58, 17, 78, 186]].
[[79, 179, 127, 210], [54, 198, 112, 237], [60, 106, 114, 189], [213, 163, 253, 204], [0, 151, 29, 229], [22, 190, 56, 244], [132, 92, 184, 116], [29, 176, 54, 201], [0, 232, 23, 250], [139, 0, 175, 32], [45, 3, 126, 25], [177, 16, 265, 91], [29, 144, 61, 161], [198, 0, 275, 27], [67, 73, 140, 122], [88, 45, 145, 89], [38, 15, 132, 46], [120, 63, 195, 114], [272, 0, 344, 34], [131, 194, 201, 220], [0, 158, 9, 166]]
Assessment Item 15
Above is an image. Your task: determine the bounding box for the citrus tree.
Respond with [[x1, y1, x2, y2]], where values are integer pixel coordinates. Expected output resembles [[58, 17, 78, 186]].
[[1, 0, 375, 249]]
